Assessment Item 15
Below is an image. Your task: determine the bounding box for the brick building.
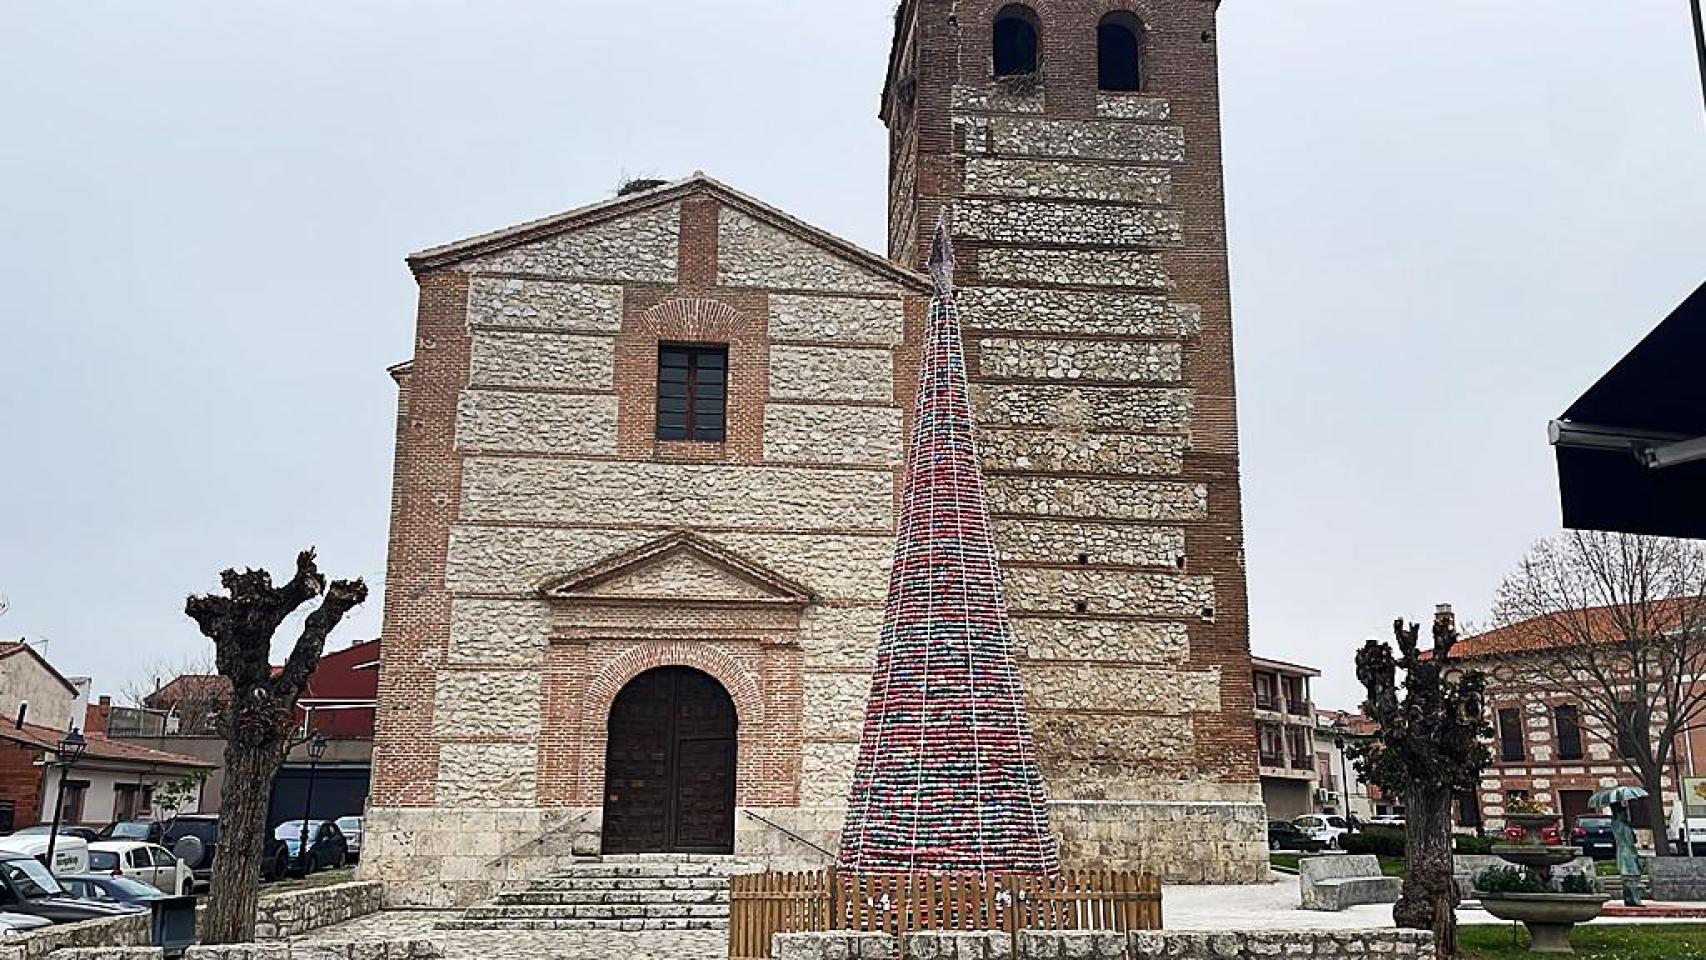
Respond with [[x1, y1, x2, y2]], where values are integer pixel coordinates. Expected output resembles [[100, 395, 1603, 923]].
[[364, 0, 1264, 905], [1456, 609, 1706, 846]]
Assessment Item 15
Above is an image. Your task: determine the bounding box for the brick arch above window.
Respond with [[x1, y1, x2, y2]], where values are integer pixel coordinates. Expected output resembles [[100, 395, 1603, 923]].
[[615, 292, 769, 463]]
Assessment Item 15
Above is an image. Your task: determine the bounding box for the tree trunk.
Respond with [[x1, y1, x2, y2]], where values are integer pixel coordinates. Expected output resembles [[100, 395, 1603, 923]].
[[1644, 769, 1672, 857], [201, 737, 286, 943], [1396, 785, 1458, 959]]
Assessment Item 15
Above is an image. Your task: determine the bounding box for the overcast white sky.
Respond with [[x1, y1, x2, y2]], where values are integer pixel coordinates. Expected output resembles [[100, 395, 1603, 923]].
[[2, 1, 1702, 710]]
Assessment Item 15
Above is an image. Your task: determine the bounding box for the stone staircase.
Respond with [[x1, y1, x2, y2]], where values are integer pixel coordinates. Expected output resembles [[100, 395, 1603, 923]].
[[436, 855, 760, 932]]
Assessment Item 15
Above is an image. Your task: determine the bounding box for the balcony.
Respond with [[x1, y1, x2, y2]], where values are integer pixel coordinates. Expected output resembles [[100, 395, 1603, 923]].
[[1285, 699, 1314, 717], [1255, 695, 1280, 713], [1259, 752, 1285, 768], [1290, 755, 1315, 771]]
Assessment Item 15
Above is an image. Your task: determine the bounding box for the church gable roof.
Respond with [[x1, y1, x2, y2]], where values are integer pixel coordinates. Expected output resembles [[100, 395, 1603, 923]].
[[407, 173, 928, 292], [540, 531, 816, 607]]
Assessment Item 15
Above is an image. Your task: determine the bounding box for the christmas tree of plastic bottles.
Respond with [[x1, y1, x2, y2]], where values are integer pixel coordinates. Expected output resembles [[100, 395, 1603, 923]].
[[838, 217, 1060, 875]]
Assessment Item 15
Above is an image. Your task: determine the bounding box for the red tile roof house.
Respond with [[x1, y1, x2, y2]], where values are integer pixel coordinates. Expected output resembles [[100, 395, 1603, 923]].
[[118, 640, 380, 825], [0, 641, 213, 831], [1449, 604, 1706, 847]]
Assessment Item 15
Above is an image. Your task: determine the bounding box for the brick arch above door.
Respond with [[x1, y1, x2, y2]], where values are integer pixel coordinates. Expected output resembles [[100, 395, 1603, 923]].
[[532, 531, 806, 810]]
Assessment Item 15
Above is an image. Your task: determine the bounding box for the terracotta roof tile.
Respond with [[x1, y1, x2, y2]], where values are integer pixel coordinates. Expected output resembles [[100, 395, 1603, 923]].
[[1456, 597, 1701, 659], [0, 721, 214, 769]]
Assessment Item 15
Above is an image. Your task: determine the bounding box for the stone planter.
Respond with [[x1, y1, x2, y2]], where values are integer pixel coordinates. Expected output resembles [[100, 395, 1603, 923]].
[[1490, 844, 1583, 874], [1478, 893, 1612, 954]]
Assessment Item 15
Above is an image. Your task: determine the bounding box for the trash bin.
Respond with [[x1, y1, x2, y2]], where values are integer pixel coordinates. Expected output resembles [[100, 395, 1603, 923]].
[[150, 895, 197, 958]]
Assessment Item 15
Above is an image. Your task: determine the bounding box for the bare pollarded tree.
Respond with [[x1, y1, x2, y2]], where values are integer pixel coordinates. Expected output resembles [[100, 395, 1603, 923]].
[[186, 549, 366, 944], [1492, 531, 1706, 856], [1352, 609, 1492, 960]]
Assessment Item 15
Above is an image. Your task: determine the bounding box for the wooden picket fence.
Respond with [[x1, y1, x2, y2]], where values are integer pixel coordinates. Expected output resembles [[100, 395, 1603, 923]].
[[728, 868, 1162, 959]]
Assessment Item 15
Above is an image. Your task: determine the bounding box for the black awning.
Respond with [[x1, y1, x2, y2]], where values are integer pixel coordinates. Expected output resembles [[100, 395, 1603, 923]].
[[1552, 279, 1706, 539]]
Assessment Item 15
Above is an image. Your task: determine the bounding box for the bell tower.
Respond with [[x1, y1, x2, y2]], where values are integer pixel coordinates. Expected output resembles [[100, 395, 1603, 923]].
[[882, 1, 1266, 883]]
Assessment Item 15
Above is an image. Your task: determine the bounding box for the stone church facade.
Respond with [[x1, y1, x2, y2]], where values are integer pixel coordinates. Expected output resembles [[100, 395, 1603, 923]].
[[364, 0, 1265, 907]]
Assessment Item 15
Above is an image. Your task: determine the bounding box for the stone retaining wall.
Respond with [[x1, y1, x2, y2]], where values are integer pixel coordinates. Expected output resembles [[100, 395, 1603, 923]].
[[774, 930, 1437, 959], [254, 882, 386, 940], [1650, 857, 1706, 901], [7, 882, 386, 960], [0, 913, 150, 960], [46, 943, 438, 960]]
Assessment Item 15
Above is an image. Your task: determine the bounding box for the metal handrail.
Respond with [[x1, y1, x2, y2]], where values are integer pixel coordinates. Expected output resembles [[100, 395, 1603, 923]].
[[742, 809, 835, 862], [486, 808, 595, 867]]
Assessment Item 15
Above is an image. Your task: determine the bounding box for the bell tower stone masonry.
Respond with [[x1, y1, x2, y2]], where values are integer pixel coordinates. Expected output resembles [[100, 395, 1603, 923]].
[[883, 0, 1266, 881]]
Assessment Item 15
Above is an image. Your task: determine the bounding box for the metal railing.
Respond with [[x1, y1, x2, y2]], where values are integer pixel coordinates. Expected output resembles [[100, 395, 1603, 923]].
[[742, 810, 836, 863], [486, 808, 594, 868]]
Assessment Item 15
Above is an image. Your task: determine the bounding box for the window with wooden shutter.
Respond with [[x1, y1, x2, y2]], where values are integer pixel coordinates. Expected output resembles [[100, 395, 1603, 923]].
[[1498, 707, 1525, 762], [656, 344, 728, 442]]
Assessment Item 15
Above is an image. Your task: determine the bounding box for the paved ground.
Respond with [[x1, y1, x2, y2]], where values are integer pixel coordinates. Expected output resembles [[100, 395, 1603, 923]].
[[298, 873, 1704, 958]]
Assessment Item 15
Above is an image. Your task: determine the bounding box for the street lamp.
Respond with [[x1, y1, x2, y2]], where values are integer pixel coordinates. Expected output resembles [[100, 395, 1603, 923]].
[[1334, 734, 1353, 820], [44, 726, 88, 871], [295, 734, 328, 874]]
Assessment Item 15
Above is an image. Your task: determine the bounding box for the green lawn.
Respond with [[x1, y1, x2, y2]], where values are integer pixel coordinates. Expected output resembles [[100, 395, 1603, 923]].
[[256, 866, 357, 896], [1269, 853, 1405, 876], [1459, 924, 1706, 959]]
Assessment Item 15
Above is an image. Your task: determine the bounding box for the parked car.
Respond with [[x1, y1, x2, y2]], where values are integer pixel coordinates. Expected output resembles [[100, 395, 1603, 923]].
[[1570, 815, 1617, 860], [1368, 815, 1406, 829], [160, 815, 291, 889], [1267, 819, 1326, 853], [0, 910, 54, 935], [87, 842, 193, 896], [0, 834, 89, 875], [97, 820, 165, 844], [273, 820, 348, 874], [0, 853, 145, 923], [56, 874, 166, 907], [335, 816, 363, 862], [5, 825, 101, 844], [1293, 814, 1353, 849]]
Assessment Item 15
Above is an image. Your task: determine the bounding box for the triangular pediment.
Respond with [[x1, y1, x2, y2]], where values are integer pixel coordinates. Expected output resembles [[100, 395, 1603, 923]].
[[407, 173, 929, 293], [540, 532, 814, 606]]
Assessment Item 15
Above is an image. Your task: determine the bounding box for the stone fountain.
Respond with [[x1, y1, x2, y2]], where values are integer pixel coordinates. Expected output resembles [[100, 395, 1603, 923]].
[[1474, 809, 1611, 954]]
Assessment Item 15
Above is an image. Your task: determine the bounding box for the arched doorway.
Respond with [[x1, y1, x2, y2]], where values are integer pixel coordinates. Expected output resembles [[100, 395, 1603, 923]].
[[602, 666, 737, 854]]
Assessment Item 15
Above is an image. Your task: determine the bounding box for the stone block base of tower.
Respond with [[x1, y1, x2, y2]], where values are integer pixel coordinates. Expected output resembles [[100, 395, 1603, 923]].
[[360, 798, 1268, 906], [1051, 800, 1270, 885]]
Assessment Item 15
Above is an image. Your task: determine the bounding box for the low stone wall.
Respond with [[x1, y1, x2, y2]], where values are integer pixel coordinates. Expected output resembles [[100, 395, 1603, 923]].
[[0, 913, 151, 960], [11, 882, 386, 960], [32, 949, 159, 960], [1651, 857, 1706, 901], [45, 944, 439, 960], [775, 930, 1436, 959], [254, 882, 386, 940]]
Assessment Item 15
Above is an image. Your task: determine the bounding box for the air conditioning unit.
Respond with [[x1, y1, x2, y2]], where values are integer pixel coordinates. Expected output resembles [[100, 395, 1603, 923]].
[[1314, 788, 1336, 803]]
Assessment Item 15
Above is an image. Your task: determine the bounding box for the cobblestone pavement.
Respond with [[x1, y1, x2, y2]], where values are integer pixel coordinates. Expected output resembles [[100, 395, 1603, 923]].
[[294, 910, 727, 960]]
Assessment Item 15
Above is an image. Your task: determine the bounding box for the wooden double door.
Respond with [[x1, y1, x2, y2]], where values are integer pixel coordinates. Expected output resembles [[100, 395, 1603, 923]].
[[602, 666, 738, 854]]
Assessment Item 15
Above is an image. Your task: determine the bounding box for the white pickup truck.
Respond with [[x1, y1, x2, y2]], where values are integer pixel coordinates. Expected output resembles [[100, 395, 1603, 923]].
[[1672, 779, 1706, 855]]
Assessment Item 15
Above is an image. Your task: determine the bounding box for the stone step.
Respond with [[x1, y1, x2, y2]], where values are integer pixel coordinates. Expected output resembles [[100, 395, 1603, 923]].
[[542, 861, 756, 878], [435, 917, 728, 932], [515, 875, 730, 893], [497, 888, 728, 906], [463, 903, 731, 921]]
